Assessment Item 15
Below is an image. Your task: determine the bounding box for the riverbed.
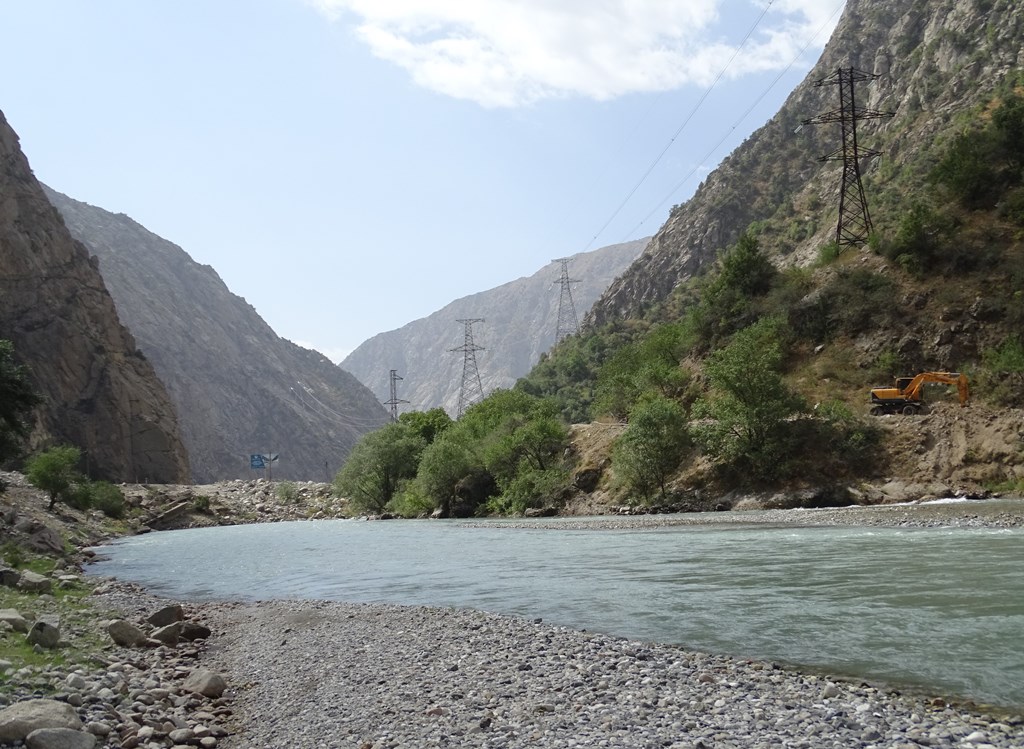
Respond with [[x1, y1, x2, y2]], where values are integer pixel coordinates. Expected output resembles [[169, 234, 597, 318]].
[[89, 500, 1024, 710]]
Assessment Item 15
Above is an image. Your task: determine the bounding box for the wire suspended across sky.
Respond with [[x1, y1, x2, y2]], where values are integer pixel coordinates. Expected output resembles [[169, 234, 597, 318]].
[[619, 1, 846, 242], [578, 0, 845, 253], [578, 0, 780, 254]]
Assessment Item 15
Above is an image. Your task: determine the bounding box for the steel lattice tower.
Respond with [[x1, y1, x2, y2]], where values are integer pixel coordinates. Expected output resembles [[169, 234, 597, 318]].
[[450, 319, 485, 418], [803, 67, 894, 249], [383, 369, 409, 422], [553, 258, 580, 343]]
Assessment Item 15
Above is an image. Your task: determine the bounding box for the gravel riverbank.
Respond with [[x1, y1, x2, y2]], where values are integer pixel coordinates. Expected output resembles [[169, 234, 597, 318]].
[[189, 598, 1023, 749]]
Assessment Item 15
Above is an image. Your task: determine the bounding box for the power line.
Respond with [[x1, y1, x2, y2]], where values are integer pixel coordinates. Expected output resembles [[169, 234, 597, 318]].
[[579, 0, 779, 254], [450, 319, 485, 418], [291, 382, 387, 429], [553, 258, 580, 342], [383, 369, 409, 422], [619, 2, 846, 240], [802, 67, 895, 248]]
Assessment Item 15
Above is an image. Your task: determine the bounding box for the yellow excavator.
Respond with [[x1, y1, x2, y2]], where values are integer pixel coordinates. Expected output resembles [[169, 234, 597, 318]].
[[869, 371, 970, 416]]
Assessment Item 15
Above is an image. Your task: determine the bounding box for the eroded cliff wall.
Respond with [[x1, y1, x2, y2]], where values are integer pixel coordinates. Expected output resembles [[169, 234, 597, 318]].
[[0, 110, 189, 482]]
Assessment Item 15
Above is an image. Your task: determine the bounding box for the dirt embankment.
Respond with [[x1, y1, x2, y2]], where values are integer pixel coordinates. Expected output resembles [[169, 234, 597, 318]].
[[563, 402, 1024, 513], [876, 401, 1024, 489]]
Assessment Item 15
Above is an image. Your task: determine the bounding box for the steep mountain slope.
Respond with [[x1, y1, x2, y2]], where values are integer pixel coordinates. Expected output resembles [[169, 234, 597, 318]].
[[0, 111, 189, 482], [44, 187, 389, 483], [341, 240, 646, 414], [589, 0, 1024, 326]]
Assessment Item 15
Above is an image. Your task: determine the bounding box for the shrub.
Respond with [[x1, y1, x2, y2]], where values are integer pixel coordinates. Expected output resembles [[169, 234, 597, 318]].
[[276, 481, 299, 504], [693, 318, 806, 484], [487, 467, 570, 515], [612, 395, 690, 501], [2, 541, 25, 568], [25, 446, 83, 511], [816, 241, 841, 266], [89, 481, 126, 519]]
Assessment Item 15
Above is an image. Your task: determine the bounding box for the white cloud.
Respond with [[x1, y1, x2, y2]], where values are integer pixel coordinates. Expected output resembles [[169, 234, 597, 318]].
[[307, 0, 844, 107]]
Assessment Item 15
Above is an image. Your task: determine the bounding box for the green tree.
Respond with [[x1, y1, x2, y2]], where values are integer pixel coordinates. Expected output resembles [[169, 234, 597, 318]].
[[89, 480, 127, 519], [612, 395, 690, 500], [0, 340, 40, 466], [690, 231, 778, 349], [993, 92, 1024, 171], [593, 323, 692, 420], [414, 431, 482, 516], [694, 319, 805, 482], [398, 408, 453, 445], [333, 422, 425, 514], [26, 446, 84, 511]]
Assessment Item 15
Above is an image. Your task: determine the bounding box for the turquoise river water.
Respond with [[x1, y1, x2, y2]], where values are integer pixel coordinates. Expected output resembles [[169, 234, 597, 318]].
[[87, 513, 1024, 709]]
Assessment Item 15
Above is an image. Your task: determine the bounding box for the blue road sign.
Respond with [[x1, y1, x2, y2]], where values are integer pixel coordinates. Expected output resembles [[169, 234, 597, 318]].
[[250, 454, 265, 469]]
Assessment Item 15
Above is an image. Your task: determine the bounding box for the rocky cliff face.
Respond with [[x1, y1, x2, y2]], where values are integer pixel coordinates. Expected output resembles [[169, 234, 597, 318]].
[[44, 187, 389, 484], [341, 240, 646, 415], [0, 111, 189, 482], [588, 0, 1024, 325]]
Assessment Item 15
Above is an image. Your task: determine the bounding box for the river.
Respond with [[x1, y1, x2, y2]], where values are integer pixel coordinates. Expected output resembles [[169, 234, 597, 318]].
[[88, 511, 1024, 709]]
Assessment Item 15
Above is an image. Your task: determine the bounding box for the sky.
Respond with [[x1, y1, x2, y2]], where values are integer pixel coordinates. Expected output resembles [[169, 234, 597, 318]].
[[1, 0, 844, 363]]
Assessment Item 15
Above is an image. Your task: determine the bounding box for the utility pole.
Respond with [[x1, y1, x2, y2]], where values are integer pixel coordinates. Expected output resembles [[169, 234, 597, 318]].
[[450, 319, 485, 418], [803, 67, 894, 249], [553, 258, 580, 343], [383, 369, 409, 422]]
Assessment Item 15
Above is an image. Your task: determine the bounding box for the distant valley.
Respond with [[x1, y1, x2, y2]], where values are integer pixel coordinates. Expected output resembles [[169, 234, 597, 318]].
[[341, 239, 646, 415]]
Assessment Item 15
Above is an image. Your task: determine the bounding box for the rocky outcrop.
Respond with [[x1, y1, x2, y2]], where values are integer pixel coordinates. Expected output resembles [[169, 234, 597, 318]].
[[0, 110, 188, 483], [43, 187, 389, 482], [588, 0, 1024, 325], [342, 240, 646, 414]]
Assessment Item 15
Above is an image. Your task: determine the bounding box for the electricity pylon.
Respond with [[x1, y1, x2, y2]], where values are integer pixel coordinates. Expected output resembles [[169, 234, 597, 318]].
[[803, 67, 894, 249], [383, 369, 408, 422], [450, 319, 485, 418], [553, 258, 580, 343]]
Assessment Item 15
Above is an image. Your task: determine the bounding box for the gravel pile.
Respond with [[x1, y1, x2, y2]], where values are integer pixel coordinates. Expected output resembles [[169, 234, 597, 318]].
[[199, 599, 1023, 749]]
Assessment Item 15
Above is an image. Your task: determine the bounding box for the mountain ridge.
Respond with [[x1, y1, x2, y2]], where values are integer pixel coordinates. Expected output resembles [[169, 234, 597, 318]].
[[0, 110, 190, 482], [341, 239, 646, 414], [43, 186, 389, 483]]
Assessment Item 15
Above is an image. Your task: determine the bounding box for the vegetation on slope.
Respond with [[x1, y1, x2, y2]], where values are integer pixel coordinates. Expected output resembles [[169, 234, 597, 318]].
[[333, 89, 1024, 517]]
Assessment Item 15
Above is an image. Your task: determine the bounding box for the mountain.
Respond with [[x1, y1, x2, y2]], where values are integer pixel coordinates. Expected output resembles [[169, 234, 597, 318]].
[[43, 187, 389, 483], [0, 111, 189, 482], [341, 240, 647, 414], [589, 0, 1024, 327]]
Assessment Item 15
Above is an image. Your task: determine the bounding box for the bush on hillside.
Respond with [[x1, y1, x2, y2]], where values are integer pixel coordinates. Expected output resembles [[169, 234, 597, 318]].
[[26, 446, 84, 512], [612, 395, 690, 501], [89, 481, 127, 519]]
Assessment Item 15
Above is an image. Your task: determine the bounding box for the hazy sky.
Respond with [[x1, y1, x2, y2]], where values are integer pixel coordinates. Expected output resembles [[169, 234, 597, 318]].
[[1, 0, 843, 363]]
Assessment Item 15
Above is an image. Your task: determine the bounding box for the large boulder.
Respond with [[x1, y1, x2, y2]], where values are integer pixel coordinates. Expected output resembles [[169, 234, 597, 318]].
[[146, 604, 184, 628], [26, 526, 65, 555], [106, 619, 148, 647], [150, 622, 181, 645], [0, 608, 28, 633], [0, 700, 83, 742], [182, 669, 227, 698], [26, 727, 97, 749], [27, 616, 60, 649], [0, 566, 21, 588], [17, 570, 52, 594]]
